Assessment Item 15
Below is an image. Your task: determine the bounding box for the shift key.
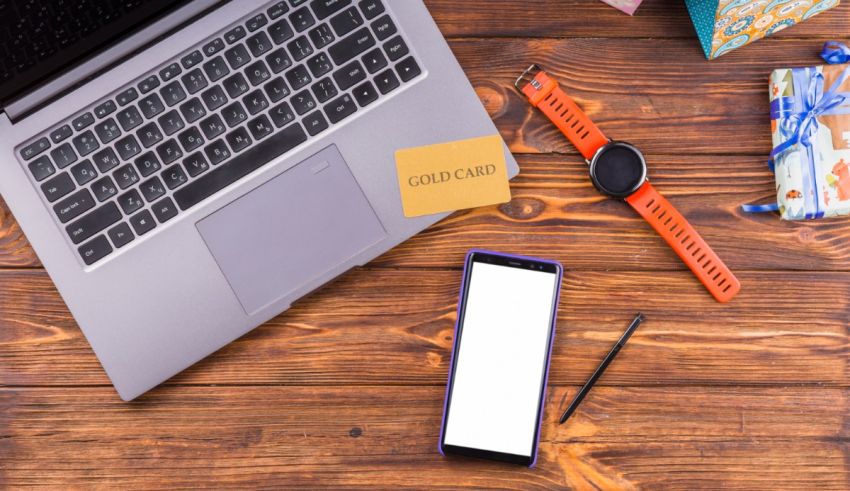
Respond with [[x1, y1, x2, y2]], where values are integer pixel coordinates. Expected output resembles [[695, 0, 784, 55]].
[[328, 27, 375, 65], [54, 189, 96, 223], [66, 202, 121, 244]]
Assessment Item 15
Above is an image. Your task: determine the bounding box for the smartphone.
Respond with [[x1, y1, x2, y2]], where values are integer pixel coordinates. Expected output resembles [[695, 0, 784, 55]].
[[439, 249, 562, 467]]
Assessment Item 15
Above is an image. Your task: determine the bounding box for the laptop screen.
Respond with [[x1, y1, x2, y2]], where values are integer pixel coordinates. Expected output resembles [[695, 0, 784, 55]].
[[0, 0, 193, 107]]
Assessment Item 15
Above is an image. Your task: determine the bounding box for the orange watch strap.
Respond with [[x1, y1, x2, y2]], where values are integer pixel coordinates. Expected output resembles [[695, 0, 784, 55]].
[[518, 68, 609, 160], [626, 182, 741, 303]]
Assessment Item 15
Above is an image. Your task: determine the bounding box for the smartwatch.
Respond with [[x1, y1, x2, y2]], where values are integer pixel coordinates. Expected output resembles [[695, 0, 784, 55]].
[[515, 65, 740, 303]]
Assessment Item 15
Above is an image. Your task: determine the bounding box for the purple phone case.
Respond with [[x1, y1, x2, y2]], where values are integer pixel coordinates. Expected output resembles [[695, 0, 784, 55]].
[[438, 249, 563, 468]]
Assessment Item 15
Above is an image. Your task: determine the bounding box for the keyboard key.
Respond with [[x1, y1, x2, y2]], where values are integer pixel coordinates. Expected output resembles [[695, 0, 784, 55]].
[[246, 13, 268, 32], [183, 152, 210, 177], [201, 86, 229, 111], [162, 164, 189, 189], [41, 173, 75, 202], [72, 131, 99, 156], [224, 26, 246, 44], [225, 44, 251, 70], [375, 68, 399, 94], [29, 155, 55, 181], [205, 139, 231, 165], [130, 209, 157, 236], [267, 48, 293, 73], [309, 24, 335, 49], [158, 110, 185, 136], [223, 73, 250, 98], [287, 36, 313, 61], [153, 196, 179, 223], [180, 97, 207, 123], [303, 110, 329, 136], [139, 93, 166, 119], [384, 35, 408, 62], [118, 189, 144, 214], [113, 164, 140, 189], [92, 148, 120, 172], [222, 102, 248, 127], [160, 62, 182, 81], [202, 55, 230, 82], [286, 65, 312, 90], [116, 87, 139, 106], [312, 77, 338, 103], [66, 202, 121, 244], [94, 118, 121, 144], [244, 89, 270, 115], [269, 19, 295, 44], [329, 27, 375, 65], [20, 137, 50, 160], [135, 152, 162, 177], [352, 81, 378, 107], [50, 142, 78, 168], [50, 125, 73, 144], [140, 176, 166, 202], [78, 235, 113, 265], [138, 75, 160, 94], [268, 1, 289, 19], [202, 38, 225, 57], [70, 159, 97, 185], [161, 81, 187, 106], [371, 14, 396, 41], [333, 60, 366, 90], [181, 50, 203, 69], [292, 89, 317, 114], [330, 7, 364, 36], [200, 114, 226, 139], [396, 56, 421, 82], [245, 32, 272, 57], [226, 127, 252, 153], [291, 7, 316, 31], [248, 114, 274, 140], [358, 0, 384, 19], [92, 176, 118, 202], [108, 223, 134, 248], [291, 0, 309, 5], [270, 101, 296, 127], [72, 112, 95, 131], [138, 122, 164, 148], [115, 134, 142, 160], [181, 68, 208, 94], [313, 0, 352, 19], [362, 47, 387, 74], [265, 77, 290, 102], [157, 139, 184, 165], [178, 127, 204, 152], [324, 93, 357, 124], [307, 52, 333, 77], [93, 100, 117, 119], [54, 189, 96, 223], [116, 106, 143, 131], [246, 60, 271, 86], [174, 124, 308, 210]]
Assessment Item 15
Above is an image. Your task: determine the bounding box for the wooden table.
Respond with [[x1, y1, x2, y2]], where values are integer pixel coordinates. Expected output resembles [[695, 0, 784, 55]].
[[3, 1, 850, 488]]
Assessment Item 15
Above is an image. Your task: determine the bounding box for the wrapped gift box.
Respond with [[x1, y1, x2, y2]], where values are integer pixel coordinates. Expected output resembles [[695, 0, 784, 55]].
[[599, 0, 643, 15], [685, 0, 840, 59]]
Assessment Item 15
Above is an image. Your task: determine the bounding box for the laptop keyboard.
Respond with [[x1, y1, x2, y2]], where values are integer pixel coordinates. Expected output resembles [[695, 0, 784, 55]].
[[16, 0, 422, 267]]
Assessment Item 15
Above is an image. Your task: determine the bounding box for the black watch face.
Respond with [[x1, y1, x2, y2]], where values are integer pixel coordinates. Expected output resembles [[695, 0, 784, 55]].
[[589, 142, 647, 198]]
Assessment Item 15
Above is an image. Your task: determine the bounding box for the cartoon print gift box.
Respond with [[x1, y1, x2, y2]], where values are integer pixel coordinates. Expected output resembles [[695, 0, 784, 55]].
[[685, 0, 840, 60]]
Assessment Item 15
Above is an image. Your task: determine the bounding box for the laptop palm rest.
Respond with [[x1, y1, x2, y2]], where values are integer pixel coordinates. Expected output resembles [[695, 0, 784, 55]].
[[197, 145, 388, 315]]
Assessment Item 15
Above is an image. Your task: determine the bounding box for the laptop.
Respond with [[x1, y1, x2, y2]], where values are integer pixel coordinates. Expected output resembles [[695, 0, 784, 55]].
[[0, 0, 519, 400]]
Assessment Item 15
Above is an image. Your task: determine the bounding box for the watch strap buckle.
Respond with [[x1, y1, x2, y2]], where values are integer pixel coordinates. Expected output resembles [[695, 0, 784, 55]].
[[514, 64, 545, 93]]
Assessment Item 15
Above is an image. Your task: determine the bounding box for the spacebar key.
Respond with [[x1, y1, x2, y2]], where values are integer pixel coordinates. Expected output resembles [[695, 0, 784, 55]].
[[174, 124, 308, 210]]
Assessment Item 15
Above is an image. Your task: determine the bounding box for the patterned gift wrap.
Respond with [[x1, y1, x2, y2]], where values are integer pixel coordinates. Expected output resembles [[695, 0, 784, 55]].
[[685, 0, 840, 60], [599, 0, 644, 15]]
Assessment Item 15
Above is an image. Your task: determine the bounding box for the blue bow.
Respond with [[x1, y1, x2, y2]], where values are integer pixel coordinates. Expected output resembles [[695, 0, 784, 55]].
[[822, 41, 850, 64]]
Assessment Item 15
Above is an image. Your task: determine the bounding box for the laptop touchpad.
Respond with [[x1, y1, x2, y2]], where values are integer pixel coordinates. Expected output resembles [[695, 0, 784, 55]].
[[197, 145, 387, 315]]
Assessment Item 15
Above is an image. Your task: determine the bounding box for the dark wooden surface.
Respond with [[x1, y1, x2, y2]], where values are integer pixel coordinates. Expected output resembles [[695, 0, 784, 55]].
[[3, 1, 850, 488]]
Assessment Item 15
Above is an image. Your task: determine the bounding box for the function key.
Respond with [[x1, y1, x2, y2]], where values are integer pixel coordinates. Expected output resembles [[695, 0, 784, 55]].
[[352, 80, 378, 107], [66, 202, 120, 243], [358, 0, 384, 20], [224, 25, 246, 44], [333, 60, 366, 90], [181, 50, 203, 69], [291, 7, 316, 32], [152, 197, 179, 223], [330, 7, 364, 37], [138, 75, 161, 93], [116, 87, 139, 106], [362, 47, 387, 73], [41, 172, 75, 202], [371, 14, 396, 41], [374, 68, 399, 94], [50, 142, 78, 168], [324, 93, 357, 124], [130, 209, 157, 236], [328, 27, 375, 65], [396, 56, 421, 82], [49, 125, 73, 144], [313, 0, 353, 20], [54, 189, 96, 223], [93, 100, 117, 119], [28, 155, 55, 181], [290, 0, 309, 5], [246, 13, 268, 32], [72, 112, 95, 131], [108, 223, 135, 249], [78, 235, 113, 265], [384, 35, 408, 61], [267, 1, 289, 19], [19, 137, 50, 160], [302, 110, 329, 136], [159, 62, 182, 81], [70, 159, 98, 185], [202, 38, 225, 57]]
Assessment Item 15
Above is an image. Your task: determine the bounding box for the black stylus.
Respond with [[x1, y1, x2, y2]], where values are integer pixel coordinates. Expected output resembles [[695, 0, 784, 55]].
[[559, 313, 644, 424]]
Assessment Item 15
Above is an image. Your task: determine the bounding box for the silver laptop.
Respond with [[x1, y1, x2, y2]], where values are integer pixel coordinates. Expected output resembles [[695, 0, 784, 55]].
[[0, 0, 519, 400]]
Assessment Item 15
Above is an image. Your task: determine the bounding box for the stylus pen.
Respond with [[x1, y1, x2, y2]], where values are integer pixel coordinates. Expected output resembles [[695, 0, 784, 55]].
[[559, 313, 644, 424]]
